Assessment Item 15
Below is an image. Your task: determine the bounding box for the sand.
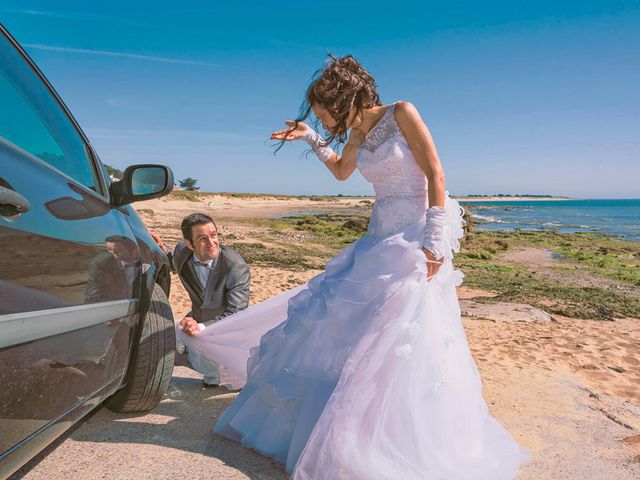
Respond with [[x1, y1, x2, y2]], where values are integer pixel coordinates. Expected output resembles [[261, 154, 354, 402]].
[[15, 193, 640, 480]]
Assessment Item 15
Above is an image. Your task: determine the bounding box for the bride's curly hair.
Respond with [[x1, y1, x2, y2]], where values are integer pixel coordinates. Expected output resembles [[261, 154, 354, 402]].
[[277, 54, 382, 152]]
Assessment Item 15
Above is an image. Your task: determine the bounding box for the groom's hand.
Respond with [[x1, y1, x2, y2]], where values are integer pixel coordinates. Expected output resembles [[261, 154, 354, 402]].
[[150, 231, 169, 254], [180, 316, 200, 336]]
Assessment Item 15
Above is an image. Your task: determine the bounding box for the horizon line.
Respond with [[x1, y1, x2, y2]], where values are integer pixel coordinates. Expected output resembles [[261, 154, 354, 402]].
[[168, 191, 638, 201]]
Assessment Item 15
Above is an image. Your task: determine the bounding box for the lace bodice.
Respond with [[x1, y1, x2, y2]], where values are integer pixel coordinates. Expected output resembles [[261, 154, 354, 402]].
[[357, 103, 428, 236]]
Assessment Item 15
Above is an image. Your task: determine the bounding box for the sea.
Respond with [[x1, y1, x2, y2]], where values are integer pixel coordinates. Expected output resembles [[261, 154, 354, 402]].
[[459, 199, 640, 242]]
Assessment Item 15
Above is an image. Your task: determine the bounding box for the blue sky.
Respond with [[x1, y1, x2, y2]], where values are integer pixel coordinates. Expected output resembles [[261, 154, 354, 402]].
[[2, 1, 639, 198]]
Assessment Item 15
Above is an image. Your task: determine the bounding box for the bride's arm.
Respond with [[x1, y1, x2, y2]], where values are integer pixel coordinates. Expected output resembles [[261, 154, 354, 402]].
[[318, 129, 364, 181], [393, 101, 446, 208], [394, 101, 447, 278], [271, 121, 363, 181]]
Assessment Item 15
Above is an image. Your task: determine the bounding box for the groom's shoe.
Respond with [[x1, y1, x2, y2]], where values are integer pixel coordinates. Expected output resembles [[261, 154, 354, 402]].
[[203, 375, 220, 387]]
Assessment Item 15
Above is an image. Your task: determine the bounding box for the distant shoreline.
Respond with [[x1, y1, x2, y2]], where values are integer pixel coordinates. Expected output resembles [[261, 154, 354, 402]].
[[173, 191, 572, 202], [457, 196, 572, 202]]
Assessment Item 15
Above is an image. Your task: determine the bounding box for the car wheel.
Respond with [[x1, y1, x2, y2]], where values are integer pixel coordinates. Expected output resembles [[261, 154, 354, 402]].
[[105, 283, 175, 412]]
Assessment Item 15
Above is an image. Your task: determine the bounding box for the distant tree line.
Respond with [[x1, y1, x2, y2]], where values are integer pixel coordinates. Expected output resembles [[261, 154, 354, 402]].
[[105, 164, 123, 180], [461, 193, 561, 198]]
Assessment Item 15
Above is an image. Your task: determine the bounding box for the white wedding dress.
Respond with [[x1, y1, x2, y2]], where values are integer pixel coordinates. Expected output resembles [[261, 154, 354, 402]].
[[179, 104, 531, 479]]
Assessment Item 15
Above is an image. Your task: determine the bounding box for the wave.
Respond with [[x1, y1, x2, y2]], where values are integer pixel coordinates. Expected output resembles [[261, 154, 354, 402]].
[[473, 214, 504, 223]]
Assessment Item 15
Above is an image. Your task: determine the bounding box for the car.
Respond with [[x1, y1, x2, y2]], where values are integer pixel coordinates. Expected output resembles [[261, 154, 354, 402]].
[[0, 23, 177, 479]]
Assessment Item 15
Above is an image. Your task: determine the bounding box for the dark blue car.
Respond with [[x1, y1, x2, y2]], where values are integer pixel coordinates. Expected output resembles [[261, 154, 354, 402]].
[[0, 24, 176, 478]]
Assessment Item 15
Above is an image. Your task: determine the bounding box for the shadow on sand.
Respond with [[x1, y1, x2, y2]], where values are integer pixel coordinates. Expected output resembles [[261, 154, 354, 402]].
[[11, 370, 287, 479]]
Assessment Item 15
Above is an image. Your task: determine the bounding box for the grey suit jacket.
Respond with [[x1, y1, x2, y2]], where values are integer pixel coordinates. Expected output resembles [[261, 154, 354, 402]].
[[169, 242, 250, 326]]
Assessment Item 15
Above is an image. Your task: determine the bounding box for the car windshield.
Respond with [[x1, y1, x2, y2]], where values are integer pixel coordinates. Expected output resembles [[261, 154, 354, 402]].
[[0, 30, 98, 192]]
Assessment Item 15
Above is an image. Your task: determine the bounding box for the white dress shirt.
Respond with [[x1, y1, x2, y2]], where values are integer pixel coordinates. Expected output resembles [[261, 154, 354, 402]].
[[192, 253, 219, 332]]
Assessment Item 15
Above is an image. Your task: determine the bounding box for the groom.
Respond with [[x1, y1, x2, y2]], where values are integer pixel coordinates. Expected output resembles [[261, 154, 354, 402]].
[[153, 212, 250, 385]]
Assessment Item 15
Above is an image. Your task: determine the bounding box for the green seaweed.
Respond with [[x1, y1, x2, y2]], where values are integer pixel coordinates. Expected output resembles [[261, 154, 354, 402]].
[[456, 230, 640, 319], [228, 242, 323, 271]]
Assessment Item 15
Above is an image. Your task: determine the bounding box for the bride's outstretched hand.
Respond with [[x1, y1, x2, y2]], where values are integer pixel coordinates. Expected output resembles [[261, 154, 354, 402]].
[[422, 247, 444, 280], [271, 120, 311, 141]]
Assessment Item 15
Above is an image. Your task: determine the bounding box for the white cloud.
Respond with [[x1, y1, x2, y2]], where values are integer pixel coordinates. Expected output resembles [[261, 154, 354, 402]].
[[23, 43, 215, 67], [87, 128, 264, 141]]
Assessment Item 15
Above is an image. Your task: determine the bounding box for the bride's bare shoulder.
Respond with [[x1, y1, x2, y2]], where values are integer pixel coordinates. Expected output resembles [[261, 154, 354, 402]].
[[393, 101, 427, 132], [394, 101, 421, 118]]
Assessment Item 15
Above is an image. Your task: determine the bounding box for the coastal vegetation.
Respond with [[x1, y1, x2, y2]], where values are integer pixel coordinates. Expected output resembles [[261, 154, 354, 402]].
[[168, 190, 374, 203], [203, 191, 371, 201], [457, 229, 640, 320], [170, 190, 202, 202]]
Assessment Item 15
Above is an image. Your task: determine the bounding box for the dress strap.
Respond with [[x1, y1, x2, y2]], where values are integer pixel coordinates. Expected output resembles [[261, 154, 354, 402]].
[[389, 101, 401, 130], [360, 102, 401, 152], [386, 102, 398, 118]]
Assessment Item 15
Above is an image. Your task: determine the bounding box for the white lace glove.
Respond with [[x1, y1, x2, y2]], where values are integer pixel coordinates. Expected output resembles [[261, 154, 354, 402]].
[[423, 206, 447, 260], [301, 129, 336, 163]]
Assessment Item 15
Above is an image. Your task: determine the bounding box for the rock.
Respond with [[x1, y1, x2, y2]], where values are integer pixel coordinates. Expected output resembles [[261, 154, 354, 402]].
[[460, 300, 555, 322], [457, 286, 499, 300], [622, 434, 640, 446], [342, 218, 369, 233]]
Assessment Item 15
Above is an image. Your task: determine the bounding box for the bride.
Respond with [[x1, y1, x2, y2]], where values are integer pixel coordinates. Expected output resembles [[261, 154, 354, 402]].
[[179, 55, 531, 479]]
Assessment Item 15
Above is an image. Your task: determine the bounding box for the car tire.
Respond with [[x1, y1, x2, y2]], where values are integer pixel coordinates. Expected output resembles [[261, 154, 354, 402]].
[[105, 283, 175, 413]]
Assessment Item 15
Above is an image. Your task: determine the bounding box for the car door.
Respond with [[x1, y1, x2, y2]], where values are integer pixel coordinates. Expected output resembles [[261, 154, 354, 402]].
[[0, 26, 140, 459]]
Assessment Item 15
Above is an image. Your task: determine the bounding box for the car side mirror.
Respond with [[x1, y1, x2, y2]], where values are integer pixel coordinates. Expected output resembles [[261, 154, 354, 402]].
[[110, 164, 174, 207]]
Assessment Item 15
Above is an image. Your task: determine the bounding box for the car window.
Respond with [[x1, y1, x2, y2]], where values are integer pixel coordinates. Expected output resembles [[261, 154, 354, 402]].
[[0, 32, 99, 192]]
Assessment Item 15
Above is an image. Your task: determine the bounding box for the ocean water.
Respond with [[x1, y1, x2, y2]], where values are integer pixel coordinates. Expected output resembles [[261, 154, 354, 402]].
[[460, 199, 640, 242]]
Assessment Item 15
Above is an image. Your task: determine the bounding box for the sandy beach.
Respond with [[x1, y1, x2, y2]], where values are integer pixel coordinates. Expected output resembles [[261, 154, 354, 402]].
[[16, 192, 640, 480]]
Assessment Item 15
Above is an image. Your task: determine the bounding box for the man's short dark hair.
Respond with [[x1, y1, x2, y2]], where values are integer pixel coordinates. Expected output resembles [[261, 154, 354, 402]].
[[181, 213, 217, 242]]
